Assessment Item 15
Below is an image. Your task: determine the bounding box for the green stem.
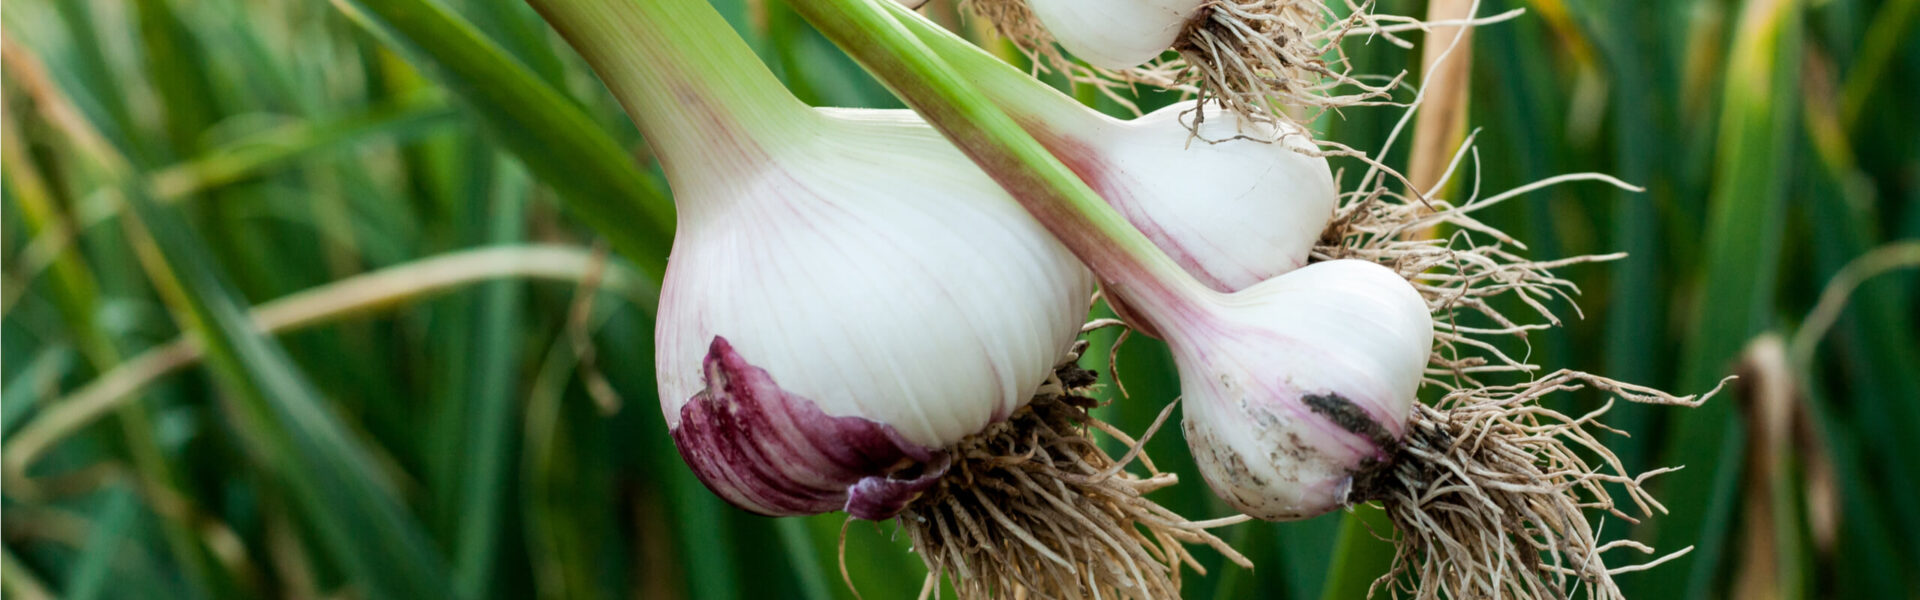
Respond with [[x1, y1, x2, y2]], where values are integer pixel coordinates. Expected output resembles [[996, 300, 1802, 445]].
[[878, 1, 1108, 133], [778, 0, 1216, 333], [528, 0, 820, 219], [531, 0, 1214, 333]]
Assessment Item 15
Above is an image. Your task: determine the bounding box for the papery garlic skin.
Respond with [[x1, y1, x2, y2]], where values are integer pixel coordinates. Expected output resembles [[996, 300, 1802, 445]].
[[1171, 260, 1432, 520], [1025, 0, 1201, 69], [657, 109, 1095, 517]]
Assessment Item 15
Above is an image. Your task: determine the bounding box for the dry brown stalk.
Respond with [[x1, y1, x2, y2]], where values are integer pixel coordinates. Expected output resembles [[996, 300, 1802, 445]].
[[1404, 0, 1478, 199]]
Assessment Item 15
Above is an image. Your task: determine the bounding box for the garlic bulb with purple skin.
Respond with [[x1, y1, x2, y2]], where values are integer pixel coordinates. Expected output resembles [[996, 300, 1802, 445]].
[[534, 0, 1091, 521], [655, 107, 1094, 519], [1170, 259, 1432, 519], [537, 3, 1268, 594]]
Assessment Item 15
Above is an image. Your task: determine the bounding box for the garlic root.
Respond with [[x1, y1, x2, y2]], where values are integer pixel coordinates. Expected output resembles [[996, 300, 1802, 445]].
[[1356, 373, 1729, 599], [880, 342, 1250, 600]]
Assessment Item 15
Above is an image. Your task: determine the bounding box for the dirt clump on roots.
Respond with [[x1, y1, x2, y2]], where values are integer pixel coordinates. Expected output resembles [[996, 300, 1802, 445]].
[[873, 340, 1249, 600]]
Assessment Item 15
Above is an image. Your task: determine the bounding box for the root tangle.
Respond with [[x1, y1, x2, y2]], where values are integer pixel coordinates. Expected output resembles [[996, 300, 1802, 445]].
[[886, 343, 1249, 599], [1357, 372, 1728, 599]]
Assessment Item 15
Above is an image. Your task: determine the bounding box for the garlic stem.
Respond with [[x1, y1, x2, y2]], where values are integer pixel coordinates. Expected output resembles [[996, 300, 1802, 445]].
[[783, 0, 1216, 335], [529, 0, 819, 217], [879, 0, 1107, 133]]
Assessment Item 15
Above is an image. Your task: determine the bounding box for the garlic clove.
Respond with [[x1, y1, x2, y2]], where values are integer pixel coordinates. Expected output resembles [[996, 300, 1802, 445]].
[[1172, 260, 1432, 520], [1025, 0, 1202, 69]]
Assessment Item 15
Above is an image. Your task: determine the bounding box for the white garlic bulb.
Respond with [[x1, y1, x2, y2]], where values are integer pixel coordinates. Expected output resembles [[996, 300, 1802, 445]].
[[1024, 0, 1204, 69], [1170, 260, 1432, 519], [656, 108, 1094, 518], [1043, 102, 1336, 293]]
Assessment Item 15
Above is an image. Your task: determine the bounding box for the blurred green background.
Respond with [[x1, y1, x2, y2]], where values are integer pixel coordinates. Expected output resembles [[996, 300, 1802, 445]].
[[1, 0, 1914, 598]]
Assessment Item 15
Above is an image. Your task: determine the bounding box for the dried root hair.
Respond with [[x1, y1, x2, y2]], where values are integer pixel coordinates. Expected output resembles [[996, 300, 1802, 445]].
[[870, 336, 1250, 600], [1168, 0, 1399, 129], [964, 0, 1528, 133], [1312, 74, 1729, 600], [1355, 372, 1728, 599]]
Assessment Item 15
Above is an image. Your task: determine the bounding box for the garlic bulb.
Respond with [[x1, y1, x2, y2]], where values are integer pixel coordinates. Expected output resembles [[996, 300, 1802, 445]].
[[538, 0, 1092, 520], [962, 0, 1378, 129], [898, 16, 1341, 331], [1170, 260, 1431, 519], [807, 5, 1714, 596], [656, 108, 1094, 519], [1023, 0, 1200, 69], [1031, 102, 1335, 294], [864, 6, 1435, 519]]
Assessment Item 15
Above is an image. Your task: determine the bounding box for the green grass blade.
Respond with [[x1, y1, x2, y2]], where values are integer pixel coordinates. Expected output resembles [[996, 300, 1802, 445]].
[[117, 182, 453, 600], [1317, 506, 1395, 600], [132, 0, 224, 159], [1803, 173, 1920, 578], [1649, 0, 1805, 596], [148, 95, 456, 201], [1799, 372, 1913, 597], [328, 0, 674, 275], [1, 346, 73, 438], [39, 0, 149, 164], [1591, 0, 1669, 475], [451, 158, 532, 600], [2, 88, 229, 600], [63, 486, 141, 600], [774, 518, 834, 600]]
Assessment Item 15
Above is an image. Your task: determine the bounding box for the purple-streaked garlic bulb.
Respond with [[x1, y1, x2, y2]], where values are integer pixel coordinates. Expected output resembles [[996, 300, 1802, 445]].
[[653, 108, 1094, 519], [537, 0, 1093, 521]]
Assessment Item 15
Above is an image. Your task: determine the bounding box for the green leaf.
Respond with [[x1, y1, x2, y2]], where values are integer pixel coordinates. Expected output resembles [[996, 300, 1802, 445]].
[[117, 182, 453, 600], [1, 346, 73, 438], [1649, 0, 1805, 596], [329, 0, 674, 275], [64, 487, 142, 600], [1317, 506, 1395, 600], [450, 157, 532, 600]]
